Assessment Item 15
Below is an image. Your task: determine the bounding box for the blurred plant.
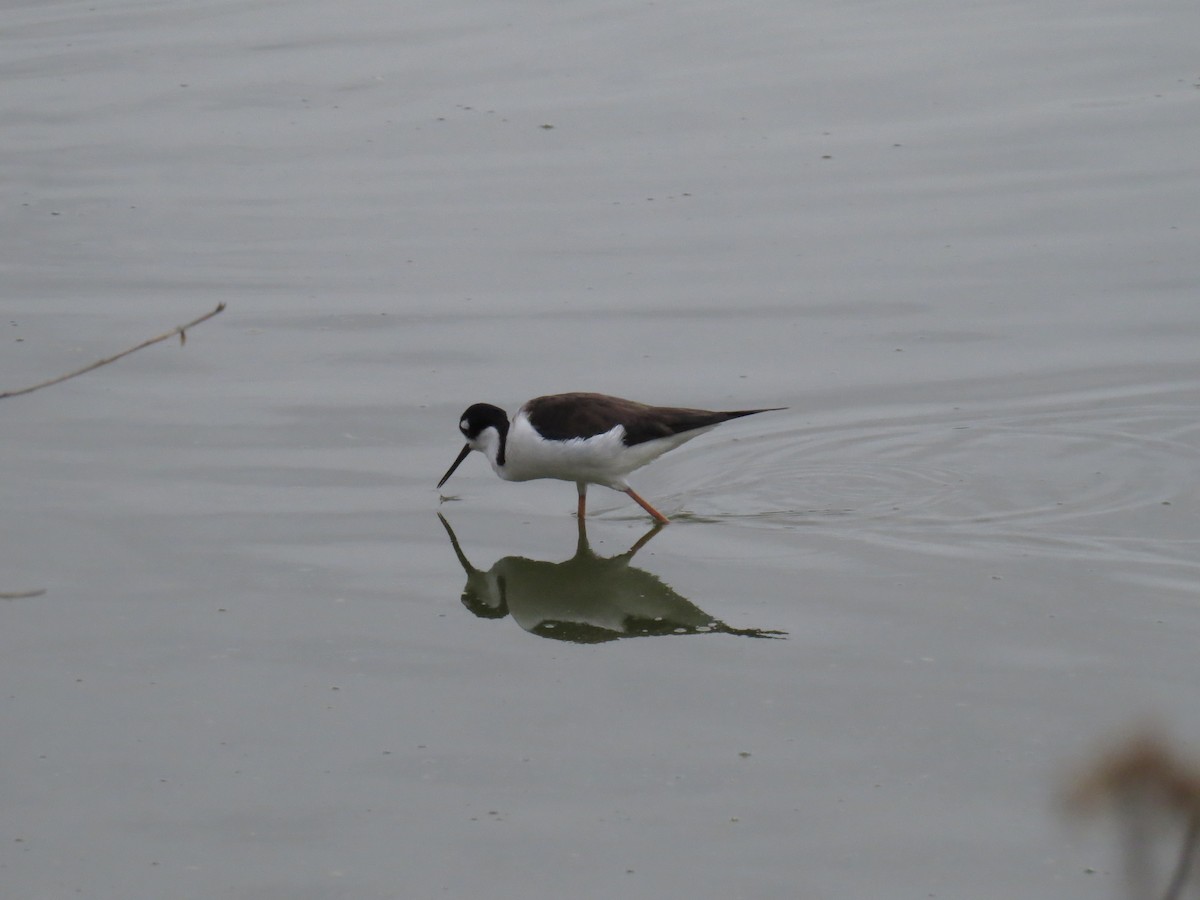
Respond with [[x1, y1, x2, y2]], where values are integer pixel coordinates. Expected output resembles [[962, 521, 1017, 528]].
[[1065, 728, 1200, 900]]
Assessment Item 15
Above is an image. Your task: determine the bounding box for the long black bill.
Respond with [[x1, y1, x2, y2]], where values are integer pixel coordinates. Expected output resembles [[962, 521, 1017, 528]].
[[437, 443, 473, 489]]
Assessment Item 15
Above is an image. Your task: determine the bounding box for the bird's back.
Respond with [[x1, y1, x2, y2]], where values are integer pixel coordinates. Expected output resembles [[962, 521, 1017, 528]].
[[524, 392, 777, 447]]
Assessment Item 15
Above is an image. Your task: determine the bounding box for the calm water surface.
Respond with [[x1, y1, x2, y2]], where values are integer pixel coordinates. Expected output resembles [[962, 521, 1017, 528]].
[[3, 1, 1199, 898]]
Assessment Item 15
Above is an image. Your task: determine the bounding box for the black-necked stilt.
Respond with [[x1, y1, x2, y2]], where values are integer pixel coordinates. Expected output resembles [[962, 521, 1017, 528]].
[[436, 392, 784, 523]]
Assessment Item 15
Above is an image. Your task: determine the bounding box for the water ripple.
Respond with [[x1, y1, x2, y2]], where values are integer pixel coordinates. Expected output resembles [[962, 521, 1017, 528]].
[[667, 384, 1200, 568]]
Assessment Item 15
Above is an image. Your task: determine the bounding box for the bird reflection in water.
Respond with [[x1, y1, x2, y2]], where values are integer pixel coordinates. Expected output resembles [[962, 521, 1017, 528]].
[[437, 514, 786, 643]]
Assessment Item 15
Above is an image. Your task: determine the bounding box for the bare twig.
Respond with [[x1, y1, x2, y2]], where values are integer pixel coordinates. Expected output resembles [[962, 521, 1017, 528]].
[[0, 589, 46, 599], [0, 302, 226, 400]]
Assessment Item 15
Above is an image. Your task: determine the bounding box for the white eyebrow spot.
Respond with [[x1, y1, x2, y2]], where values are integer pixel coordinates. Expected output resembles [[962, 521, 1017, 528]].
[[460, 419, 470, 431]]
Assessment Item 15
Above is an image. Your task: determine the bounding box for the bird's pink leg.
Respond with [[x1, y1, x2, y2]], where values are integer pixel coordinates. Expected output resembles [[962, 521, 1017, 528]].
[[576, 482, 587, 520], [624, 487, 670, 524]]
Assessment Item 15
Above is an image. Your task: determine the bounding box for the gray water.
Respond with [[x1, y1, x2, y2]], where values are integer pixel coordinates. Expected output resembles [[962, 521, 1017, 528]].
[[3, 1, 1200, 898]]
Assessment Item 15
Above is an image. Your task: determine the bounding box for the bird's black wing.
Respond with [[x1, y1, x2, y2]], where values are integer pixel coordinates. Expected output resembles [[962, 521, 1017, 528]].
[[525, 393, 780, 447]]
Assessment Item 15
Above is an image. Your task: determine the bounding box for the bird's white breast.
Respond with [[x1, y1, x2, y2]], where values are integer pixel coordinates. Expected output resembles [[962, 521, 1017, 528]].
[[493, 410, 709, 489], [495, 413, 628, 487]]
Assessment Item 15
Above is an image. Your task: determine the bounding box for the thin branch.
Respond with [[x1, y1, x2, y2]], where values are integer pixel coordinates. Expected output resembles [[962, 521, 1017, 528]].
[[0, 589, 46, 600], [0, 302, 226, 400]]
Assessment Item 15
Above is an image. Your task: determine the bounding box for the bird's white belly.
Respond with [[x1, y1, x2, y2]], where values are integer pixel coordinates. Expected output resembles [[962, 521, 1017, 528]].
[[497, 418, 705, 489], [502, 426, 629, 487]]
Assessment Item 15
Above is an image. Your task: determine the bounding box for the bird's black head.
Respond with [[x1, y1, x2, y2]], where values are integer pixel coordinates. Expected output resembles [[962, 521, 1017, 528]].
[[458, 403, 510, 441], [437, 403, 511, 489]]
